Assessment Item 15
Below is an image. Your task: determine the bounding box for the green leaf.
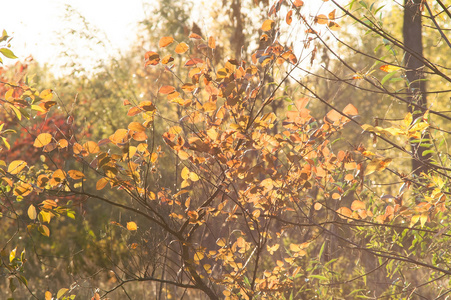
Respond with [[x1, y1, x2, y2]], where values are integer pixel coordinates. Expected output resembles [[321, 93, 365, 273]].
[[421, 149, 434, 156], [318, 242, 326, 260], [310, 274, 329, 281], [381, 71, 397, 85], [0, 48, 17, 59]]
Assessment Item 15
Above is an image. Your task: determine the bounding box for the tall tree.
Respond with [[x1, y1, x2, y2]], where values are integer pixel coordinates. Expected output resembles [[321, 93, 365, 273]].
[[403, 0, 430, 175]]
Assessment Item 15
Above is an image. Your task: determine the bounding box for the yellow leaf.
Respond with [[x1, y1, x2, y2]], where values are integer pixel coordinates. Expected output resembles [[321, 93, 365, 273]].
[[127, 221, 138, 231], [216, 238, 227, 247], [39, 225, 50, 237], [404, 112, 413, 128], [28, 205, 37, 220], [128, 122, 146, 132], [175, 42, 189, 54], [315, 14, 328, 24], [261, 19, 275, 31], [8, 160, 27, 175], [328, 21, 341, 31], [189, 172, 199, 182], [420, 213, 428, 227], [380, 64, 402, 72], [33, 133, 52, 147], [181, 167, 190, 180], [68, 170, 85, 180]]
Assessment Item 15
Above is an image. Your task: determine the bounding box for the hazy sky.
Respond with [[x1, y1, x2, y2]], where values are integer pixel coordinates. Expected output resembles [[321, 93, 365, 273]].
[[1, 0, 148, 68]]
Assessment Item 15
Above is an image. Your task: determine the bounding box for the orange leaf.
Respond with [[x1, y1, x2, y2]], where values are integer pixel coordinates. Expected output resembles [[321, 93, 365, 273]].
[[96, 177, 108, 190], [351, 200, 365, 210], [161, 54, 174, 64], [261, 19, 275, 31], [175, 42, 189, 54], [293, 0, 304, 7], [189, 33, 202, 39], [328, 9, 336, 20], [337, 207, 352, 219], [68, 170, 85, 180], [286, 10, 293, 25], [127, 221, 138, 231], [84, 141, 100, 154], [127, 106, 142, 116], [33, 133, 52, 147], [343, 103, 358, 116], [57, 139, 68, 148], [144, 51, 160, 66], [159, 85, 176, 94], [380, 65, 402, 72], [159, 36, 174, 48], [181, 83, 196, 92], [315, 14, 328, 24], [208, 36, 216, 49]]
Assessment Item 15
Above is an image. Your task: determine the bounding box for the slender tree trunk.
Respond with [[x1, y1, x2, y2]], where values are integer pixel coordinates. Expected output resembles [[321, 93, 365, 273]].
[[403, 0, 431, 175]]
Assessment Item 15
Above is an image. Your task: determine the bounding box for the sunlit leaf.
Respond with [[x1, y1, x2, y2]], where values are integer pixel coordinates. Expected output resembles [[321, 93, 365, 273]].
[[33, 133, 52, 147], [68, 170, 85, 180], [328, 21, 341, 31], [39, 225, 50, 237], [337, 207, 352, 219], [84, 141, 100, 154], [45, 291, 52, 300], [351, 200, 365, 210], [159, 85, 176, 94], [189, 33, 202, 39], [286, 10, 293, 25], [128, 122, 146, 132], [175, 42, 189, 54], [28, 205, 37, 220], [56, 288, 69, 299], [8, 160, 27, 175], [315, 14, 328, 24], [261, 19, 275, 31], [96, 178, 108, 190], [181, 167, 190, 180], [293, 0, 304, 7], [328, 9, 336, 20], [127, 221, 138, 231], [380, 64, 402, 72], [0, 48, 18, 59], [159, 36, 174, 48], [208, 36, 216, 49]]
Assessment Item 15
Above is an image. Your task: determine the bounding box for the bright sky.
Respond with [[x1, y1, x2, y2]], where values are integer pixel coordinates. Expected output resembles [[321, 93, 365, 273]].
[[1, 0, 149, 71]]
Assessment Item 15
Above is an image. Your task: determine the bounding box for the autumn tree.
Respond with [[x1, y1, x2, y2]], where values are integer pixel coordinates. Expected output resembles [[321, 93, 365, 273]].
[[0, 0, 450, 299]]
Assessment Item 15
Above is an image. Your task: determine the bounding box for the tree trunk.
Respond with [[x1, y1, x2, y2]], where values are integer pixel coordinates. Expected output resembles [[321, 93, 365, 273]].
[[403, 0, 431, 175]]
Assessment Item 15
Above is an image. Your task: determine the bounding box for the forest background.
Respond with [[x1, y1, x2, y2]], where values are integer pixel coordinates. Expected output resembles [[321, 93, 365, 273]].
[[0, 0, 450, 299]]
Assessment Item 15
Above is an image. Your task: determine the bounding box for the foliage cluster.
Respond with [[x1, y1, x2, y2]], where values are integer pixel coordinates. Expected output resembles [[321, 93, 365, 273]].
[[0, 0, 450, 299]]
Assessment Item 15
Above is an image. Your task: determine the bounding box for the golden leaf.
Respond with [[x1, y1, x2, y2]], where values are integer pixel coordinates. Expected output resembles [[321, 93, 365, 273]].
[[33, 133, 52, 148], [261, 19, 275, 31], [175, 42, 189, 54], [159, 36, 174, 48], [127, 221, 138, 231]]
